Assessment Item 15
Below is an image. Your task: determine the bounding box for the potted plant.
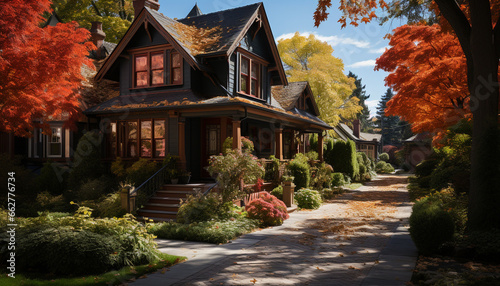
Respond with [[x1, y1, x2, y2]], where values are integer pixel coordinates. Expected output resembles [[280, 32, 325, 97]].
[[282, 175, 295, 186], [169, 169, 179, 184], [180, 170, 191, 184]]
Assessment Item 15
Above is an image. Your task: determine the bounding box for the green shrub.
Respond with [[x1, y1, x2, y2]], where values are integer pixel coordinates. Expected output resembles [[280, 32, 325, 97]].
[[36, 161, 68, 196], [309, 133, 319, 153], [36, 191, 68, 212], [320, 188, 344, 200], [264, 155, 281, 184], [76, 175, 117, 201], [379, 152, 390, 162], [294, 188, 322, 209], [375, 161, 395, 174], [311, 162, 333, 189], [246, 192, 289, 226], [17, 227, 120, 275], [271, 185, 284, 201], [222, 136, 255, 155], [464, 229, 500, 262], [126, 158, 159, 186], [2, 208, 160, 275], [177, 192, 224, 224], [286, 154, 311, 190], [68, 131, 105, 190], [409, 196, 455, 254], [111, 157, 127, 181], [331, 172, 345, 187], [325, 139, 359, 179], [81, 191, 127, 218], [147, 218, 260, 244], [0, 154, 37, 216], [207, 149, 265, 203], [305, 151, 319, 161]]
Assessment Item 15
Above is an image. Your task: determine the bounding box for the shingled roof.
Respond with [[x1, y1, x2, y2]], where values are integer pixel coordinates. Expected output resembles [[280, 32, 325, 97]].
[[271, 82, 308, 110]]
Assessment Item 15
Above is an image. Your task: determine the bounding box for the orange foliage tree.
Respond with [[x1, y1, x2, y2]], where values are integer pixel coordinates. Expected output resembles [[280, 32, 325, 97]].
[[314, 0, 500, 231], [375, 24, 471, 141], [0, 0, 95, 137]]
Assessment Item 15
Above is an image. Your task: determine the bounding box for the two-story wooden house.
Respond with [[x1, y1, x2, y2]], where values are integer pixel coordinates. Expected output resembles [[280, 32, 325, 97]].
[[85, 1, 331, 181]]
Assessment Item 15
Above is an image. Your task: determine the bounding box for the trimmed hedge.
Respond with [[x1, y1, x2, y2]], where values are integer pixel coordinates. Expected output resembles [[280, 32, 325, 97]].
[[286, 154, 310, 190], [294, 188, 322, 209], [325, 139, 359, 179]]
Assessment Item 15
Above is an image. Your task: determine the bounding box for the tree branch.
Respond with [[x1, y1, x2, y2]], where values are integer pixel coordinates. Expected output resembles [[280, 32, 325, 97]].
[[91, 0, 102, 17], [433, 0, 473, 93]]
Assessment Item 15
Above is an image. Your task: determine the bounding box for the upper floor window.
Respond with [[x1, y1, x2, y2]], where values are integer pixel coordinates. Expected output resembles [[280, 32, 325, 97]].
[[240, 55, 261, 98], [133, 49, 183, 88]]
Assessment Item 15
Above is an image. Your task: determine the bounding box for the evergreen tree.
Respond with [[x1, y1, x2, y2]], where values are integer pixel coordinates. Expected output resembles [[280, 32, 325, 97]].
[[376, 89, 402, 146], [348, 71, 373, 132]]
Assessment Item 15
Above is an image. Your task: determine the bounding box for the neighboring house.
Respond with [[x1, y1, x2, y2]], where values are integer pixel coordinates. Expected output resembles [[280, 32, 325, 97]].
[[402, 133, 433, 169], [84, 1, 331, 180], [334, 120, 381, 160]]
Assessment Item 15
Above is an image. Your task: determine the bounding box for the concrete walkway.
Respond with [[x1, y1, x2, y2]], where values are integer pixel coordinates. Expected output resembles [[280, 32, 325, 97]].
[[131, 175, 417, 286]]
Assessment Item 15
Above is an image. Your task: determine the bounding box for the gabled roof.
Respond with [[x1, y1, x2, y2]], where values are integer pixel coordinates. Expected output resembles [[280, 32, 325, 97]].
[[186, 4, 203, 17], [96, 3, 287, 84], [271, 81, 320, 115], [336, 123, 381, 143]]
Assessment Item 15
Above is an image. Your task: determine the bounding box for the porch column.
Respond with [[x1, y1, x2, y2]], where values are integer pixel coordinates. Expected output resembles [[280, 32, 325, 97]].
[[232, 119, 241, 151], [299, 133, 305, 154], [275, 128, 283, 160], [318, 132, 324, 162], [178, 118, 186, 170]]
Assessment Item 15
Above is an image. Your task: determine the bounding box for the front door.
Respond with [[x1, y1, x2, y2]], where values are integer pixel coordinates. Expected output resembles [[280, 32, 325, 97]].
[[201, 118, 221, 178]]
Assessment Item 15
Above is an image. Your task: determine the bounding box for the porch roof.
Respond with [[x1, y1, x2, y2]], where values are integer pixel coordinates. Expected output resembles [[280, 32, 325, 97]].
[[84, 92, 331, 130]]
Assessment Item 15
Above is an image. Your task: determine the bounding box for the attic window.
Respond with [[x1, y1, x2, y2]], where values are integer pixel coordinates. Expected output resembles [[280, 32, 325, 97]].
[[132, 49, 183, 88], [239, 54, 261, 98]]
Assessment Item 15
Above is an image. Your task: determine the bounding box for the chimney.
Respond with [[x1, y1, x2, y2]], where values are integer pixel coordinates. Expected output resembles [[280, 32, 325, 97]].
[[133, 0, 160, 18], [353, 119, 360, 139], [90, 21, 105, 50]]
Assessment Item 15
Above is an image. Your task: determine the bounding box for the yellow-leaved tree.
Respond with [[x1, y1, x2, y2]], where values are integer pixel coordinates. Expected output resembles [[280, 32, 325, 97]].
[[278, 32, 361, 128]]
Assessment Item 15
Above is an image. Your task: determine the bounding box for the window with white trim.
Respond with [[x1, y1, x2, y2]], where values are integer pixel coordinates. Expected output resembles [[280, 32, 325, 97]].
[[47, 127, 62, 157]]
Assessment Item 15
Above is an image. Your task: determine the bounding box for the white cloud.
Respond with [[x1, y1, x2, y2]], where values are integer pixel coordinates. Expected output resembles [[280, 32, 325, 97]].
[[365, 100, 379, 118], [347, 59, 376, 68], [369, 47, 388, 54], [276, 31, 370, 49]]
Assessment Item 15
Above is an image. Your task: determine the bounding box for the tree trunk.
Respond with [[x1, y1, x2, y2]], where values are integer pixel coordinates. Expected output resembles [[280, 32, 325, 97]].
[[467, 0, 500, 231]]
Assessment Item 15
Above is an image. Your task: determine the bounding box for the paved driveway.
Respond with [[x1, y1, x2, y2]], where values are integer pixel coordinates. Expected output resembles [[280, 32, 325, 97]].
[[132, 174, 417, 286]]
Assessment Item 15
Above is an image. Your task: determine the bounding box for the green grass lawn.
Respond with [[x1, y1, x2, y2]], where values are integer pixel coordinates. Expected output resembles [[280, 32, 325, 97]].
[[0, 253, 185, 286]]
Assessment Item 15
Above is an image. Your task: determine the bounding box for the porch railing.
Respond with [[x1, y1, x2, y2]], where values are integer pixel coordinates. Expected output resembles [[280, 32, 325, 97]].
[[127, 164, 169, 213]]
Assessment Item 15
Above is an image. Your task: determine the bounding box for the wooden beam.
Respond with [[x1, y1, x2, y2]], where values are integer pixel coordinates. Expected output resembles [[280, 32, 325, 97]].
[[275, 128, 283, 161], [232, 120, 241, 151]]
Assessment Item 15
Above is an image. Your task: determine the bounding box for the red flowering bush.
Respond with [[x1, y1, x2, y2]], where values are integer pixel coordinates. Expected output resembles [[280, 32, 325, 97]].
[[246, 192, 289, 226]]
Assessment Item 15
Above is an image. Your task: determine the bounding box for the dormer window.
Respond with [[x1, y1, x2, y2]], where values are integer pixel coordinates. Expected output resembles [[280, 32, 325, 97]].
[[132, 48, 183, 88], [239, 54, 261, 98]]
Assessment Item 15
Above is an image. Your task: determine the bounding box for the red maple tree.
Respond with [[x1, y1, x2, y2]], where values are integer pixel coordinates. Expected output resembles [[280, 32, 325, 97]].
[[375, 24, 472, 141], [0, 0, 95, 137]]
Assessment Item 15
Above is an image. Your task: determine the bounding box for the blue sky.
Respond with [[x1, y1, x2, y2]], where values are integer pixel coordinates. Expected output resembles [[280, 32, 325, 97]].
[[158, 1, 402, 117]]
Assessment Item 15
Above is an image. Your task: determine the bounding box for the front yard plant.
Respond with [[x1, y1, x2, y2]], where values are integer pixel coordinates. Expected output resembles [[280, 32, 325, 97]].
[[294, 188, 322, 209], [246, 192, 289, 226]]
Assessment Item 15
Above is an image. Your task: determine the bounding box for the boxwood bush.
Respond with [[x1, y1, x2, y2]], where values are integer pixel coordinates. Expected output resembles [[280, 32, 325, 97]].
[[286, 153, 311, 190], [331, 172, 345, 187], [270, 185, 284, 201], [409, 195, 455, 254], [294, 188, 322, 209]]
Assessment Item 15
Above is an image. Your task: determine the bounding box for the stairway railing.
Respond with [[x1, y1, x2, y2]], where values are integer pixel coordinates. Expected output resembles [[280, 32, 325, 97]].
[[128, 164, 169, 213]]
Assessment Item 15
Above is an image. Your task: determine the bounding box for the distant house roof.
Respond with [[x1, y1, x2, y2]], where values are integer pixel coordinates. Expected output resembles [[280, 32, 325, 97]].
[[335, 123, 381, 143], [43, 11, 63, 27], [96, 3, 286, 83], [403, 132, 432, 143]]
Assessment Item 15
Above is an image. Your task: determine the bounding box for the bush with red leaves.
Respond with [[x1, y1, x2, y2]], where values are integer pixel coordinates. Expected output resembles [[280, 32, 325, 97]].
[[246, 192, 289, 226]]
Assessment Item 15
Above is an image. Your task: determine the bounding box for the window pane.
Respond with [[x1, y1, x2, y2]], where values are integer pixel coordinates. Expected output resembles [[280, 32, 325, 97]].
[[241, 57, 249, 75], [141, 121, 151, 139], [241, 75, 248, 93], [141, 140, 152, 157], [110, 123, 117, 157], [51, 128, 61, 143], [172, 53, 181, 68], [136, 71, 148, 87], [152, 70, 164, 85], [251, 79, 257, 96], [151, 53, 164, 70], [155, 139, 165, 157], [129, 140, 137, 157], [128, 122, 137, 139], [135, 56, 147, 71], [251, 62, 258, 78], [154, 120, 165, 138], [172, 68, 182, 84]]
